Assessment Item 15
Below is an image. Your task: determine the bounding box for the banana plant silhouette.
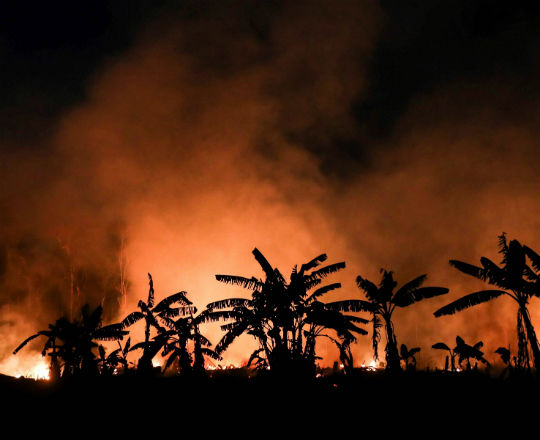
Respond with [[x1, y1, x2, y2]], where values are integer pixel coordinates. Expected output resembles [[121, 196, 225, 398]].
[[431, 341, 458, 371], [329, 270, 448, 371], [434, 234, 540, 371], [122, 273, 194, 373], [158, 310, 221, 375], [205, 248, 367, 376], [13, 321, 62, 380], [454, 336, 489, 370], [432, 337, 488, 371], [495, 346, 511, 366], [97, 344, 125, 376], [400, 344, 420, 370], [14, 304, 127, 377]]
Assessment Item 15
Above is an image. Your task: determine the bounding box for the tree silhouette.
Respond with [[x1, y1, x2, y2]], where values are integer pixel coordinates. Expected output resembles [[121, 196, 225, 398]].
[[329, 270, 448, 371], [159, 310, 221, 376], [400, 344, 420, 370], [434, 234, 540, 371], [432, 342, 457, 371], [13, 322, 62, 380], [14, 304, 127, 377], [205, 248, 367, 377], [121, 273, 194, 374]]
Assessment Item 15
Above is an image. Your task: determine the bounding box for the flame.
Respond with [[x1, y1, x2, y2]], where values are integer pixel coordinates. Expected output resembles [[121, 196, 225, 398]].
[[360, 359, 378, 371], [26, 360, 50, 380], [0, 354, 50, 380]]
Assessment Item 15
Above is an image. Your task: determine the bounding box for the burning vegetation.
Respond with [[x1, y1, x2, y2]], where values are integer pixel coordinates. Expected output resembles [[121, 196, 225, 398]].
[[6, 234, 540, 381]]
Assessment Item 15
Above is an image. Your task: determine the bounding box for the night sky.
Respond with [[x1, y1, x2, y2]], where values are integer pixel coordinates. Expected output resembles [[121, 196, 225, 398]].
[[0, 1, 538, 373]]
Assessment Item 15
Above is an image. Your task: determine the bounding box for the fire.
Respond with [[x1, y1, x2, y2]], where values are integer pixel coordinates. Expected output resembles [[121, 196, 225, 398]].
[[360, 359, 378, 371], [26, 360, 51, 380], [0, 355, 51, 380]]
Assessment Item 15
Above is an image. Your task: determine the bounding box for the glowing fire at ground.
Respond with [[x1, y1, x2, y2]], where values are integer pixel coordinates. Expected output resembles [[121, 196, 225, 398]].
[[24, 361, 50, 380], [360, 360, 379, 371], [0, 355, 51, 380]]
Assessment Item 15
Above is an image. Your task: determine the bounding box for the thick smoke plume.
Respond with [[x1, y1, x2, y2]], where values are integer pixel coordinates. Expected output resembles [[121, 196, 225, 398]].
[[0, 1, 537, 372]]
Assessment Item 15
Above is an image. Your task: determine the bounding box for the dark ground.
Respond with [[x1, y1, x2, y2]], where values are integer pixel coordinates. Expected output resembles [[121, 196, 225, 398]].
[[1, 369, 537, 435]]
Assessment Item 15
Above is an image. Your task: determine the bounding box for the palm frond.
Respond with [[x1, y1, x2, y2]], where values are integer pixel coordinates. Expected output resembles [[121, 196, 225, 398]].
[[378, 270, 397, 301], [247, 348, 266, 367], [393, 286, 449, 308], [391, 274, 427, 304], [13, 333, 41, 354], [344, 314, 370, 325], [215, 275, 263, 290], [252, 248, 275, 279], [215, 327, 244, 355], [495, 347, 511, 364], [326, 300, 377, 313], [160, 306, 197, 319], [348, 323, 368, 336], [523, 245, 540, 272], [473, 341, 483, 350], [307, 262, 346, 282], [121, 311, 144, 328], [163, 350, 179, 372], [449, 260, 484, 279], [197, 309, 239, 323], [306, 283, 341, 303], [147, 273, 155, 308], [206, 298, 252, 310], [300, 254, 328, 274], [94, 324, 128, 341], [400, 344, 408, 359], [128, 342, 148, 352], [479, 257, 508, 288], [154, 291, 192, 312], [303, 277, 323, 291], [200, 348, 221, 361], [432, 342, 451, 351], [355, 275, 379, 302], [434, 290, 506, 317], [409, 347, 421, 356]]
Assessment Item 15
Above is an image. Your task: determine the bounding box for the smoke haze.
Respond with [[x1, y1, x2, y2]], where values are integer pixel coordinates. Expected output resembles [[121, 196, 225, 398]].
[[0, 1, 538, 371]]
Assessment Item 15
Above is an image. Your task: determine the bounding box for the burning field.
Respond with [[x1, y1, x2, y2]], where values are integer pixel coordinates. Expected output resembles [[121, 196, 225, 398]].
[[0, 1, 538, 387]]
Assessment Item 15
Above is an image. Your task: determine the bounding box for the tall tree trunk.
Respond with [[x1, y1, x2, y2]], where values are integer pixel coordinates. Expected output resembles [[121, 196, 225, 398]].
[[517, 309, 530, 369], [520, 306, 540, 371], [179, 337, 192, 375], [384, 317, 401, 371]]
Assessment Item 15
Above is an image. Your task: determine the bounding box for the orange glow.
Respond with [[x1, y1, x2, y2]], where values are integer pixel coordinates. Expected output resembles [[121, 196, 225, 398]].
[[360, 359, 378, 371], [0, 1, 537, 373], [0, 354, 50, 380]]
